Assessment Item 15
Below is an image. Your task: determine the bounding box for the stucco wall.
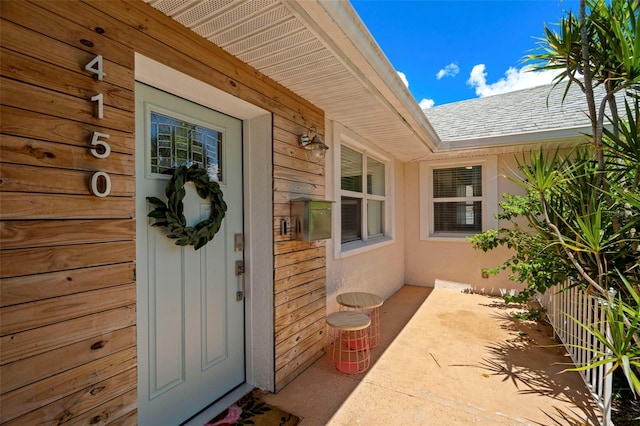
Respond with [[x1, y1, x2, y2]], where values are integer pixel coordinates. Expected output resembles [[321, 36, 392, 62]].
[[325, 119, 406, 312], [404, 154, 528, 296]]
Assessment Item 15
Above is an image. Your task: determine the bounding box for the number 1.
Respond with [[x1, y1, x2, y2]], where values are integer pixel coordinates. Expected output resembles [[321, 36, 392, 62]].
[[91, 94, 104, 119]]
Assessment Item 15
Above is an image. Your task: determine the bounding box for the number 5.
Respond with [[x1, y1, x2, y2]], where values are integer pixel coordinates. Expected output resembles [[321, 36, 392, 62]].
[[90, 131, 111, 158]]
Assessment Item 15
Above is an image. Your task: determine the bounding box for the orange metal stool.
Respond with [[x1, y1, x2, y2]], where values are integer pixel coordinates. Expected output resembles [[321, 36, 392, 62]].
[[337, 292, 383, 348], [325, 311, 371, 374]]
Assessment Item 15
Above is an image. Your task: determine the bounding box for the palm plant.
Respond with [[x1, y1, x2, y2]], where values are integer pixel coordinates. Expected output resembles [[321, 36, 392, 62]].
[[469, 0, 640, 399]]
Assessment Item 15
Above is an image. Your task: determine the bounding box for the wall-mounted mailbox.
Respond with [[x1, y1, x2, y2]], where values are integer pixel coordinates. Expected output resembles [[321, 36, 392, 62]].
[[291, 199, 334, 241]]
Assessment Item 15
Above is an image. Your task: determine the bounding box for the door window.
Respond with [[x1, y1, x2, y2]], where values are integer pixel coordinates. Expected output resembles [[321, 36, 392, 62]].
[[150, 111, 223, 180]]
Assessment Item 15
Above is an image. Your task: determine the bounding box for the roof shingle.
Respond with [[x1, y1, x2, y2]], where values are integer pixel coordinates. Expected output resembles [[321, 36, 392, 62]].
[[425, 83, 597, 143]]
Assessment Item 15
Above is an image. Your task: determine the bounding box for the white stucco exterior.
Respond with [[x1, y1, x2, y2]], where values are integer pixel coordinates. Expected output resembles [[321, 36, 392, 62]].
[[404, 154, 529, 295], [324, 119, 407, 313], [322, 112, 543, 304]]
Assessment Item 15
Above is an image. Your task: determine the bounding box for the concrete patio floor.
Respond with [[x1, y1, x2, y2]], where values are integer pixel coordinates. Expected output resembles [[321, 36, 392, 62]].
[[260, 285, 602, 425]]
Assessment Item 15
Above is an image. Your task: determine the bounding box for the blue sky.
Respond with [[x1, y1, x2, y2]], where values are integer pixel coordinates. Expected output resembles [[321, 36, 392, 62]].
[[350, 0, 581, 109]]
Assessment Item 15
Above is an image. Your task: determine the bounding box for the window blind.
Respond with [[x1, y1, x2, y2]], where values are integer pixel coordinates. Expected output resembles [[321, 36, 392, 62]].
[[433, 166, 482, 233]]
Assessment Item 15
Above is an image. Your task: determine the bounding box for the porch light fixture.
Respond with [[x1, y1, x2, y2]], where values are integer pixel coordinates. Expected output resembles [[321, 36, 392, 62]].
[[299, 126, 329, 162]]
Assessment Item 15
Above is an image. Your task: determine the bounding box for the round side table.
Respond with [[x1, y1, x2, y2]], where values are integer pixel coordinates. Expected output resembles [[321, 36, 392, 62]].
[[337, 292, 383, 348], [325, 311, 371, 374]]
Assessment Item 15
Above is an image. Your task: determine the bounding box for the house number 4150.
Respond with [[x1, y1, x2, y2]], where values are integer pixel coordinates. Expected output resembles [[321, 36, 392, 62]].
[[86, 55, 111, 197]]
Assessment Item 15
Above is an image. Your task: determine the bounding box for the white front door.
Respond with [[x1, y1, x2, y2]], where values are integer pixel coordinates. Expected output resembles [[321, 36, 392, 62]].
[[135, 83, 245, 425]]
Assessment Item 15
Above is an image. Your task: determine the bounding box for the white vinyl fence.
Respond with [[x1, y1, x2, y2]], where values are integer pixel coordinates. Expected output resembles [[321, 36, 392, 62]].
[[538, 282, 613, 426]]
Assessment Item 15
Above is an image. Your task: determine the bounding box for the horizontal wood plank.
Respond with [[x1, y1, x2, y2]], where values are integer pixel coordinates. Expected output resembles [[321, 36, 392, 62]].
[[0, 347, 136, 423], [273, 114, 325, 138], [0, 1, 134, 69], [272, 126, 299, 146], [274, 267, 326, 294], [274, 247, 325, 268], [275, 295, 325, 333], [107, 409, 137, 426], [273, 165, 326, 187], [274, 278, 326, 307], [275, 288, 325, 322], [0, 263, 134, 307], [273, 152, 324, 176], [0, 219, 135, 251], [0, 305, 136, 365], [1, 326, 136, 393], [275, 320, 325, 371], [1, 283, 136, 335], [274, 239, 323, 256], [0, 18, 133, 91], [3, 368, 137, 426], [275, 340, 324, 392], [64, 388, 137, 426], [1, 77, 134, 133], [0, 106, 135, 155], [275, 306, 325, 345], [273, 203, 293, 218], [1, 134, 134, 174], [273, 177, 324, 197], [0, 163, 134, 196], [0, 193, 134, 221], [0, 241, 135, 278], [274, 257, 325, 281], [273, 139, 308, 162], [1, 47, 134, 112]]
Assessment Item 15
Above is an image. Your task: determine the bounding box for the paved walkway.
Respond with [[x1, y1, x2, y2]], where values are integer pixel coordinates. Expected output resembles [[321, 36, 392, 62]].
[[263, 285, 601, 425]]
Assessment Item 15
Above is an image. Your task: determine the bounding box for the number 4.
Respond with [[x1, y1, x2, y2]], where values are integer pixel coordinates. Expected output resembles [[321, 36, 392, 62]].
[[85, 55, 106, 81]]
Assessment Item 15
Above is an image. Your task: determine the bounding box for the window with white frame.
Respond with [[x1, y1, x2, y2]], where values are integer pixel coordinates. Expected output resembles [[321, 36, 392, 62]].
[[433, 165, 482, 233], [340, 145, 388, 246], [420, 157, 498, 239]]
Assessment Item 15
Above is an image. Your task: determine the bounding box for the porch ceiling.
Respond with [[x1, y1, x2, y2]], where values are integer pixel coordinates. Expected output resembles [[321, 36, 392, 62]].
[[143, 0, 440, 161]]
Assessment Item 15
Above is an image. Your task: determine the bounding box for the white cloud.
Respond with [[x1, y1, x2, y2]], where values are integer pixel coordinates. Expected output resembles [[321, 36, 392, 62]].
[[419, 98, 435, 110], [436, 63, 460, 80], [467, 64, 560, 97], [396, 71, 433, 110], [397, 71, 409, 88]]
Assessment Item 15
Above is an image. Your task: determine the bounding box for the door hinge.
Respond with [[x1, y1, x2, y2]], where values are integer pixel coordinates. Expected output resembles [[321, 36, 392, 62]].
[[235, 260, 245, 301], [234, 234, 244, 252], [235, 260, 245, 276]]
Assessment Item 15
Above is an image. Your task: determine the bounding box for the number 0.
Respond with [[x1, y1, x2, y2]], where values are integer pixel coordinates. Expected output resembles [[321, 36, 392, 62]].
[[85, 55, 106, 80], [91, 172, 111, 197]]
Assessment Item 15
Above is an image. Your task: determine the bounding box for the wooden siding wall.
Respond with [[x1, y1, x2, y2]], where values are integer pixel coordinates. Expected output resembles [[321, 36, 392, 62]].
[[273, 118, 327, 390], [0, 0, 325, 423]]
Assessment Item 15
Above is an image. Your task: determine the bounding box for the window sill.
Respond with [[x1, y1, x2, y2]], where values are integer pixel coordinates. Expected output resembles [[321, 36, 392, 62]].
[[338, 235, 394, 258], [422, 233, 476, 242]]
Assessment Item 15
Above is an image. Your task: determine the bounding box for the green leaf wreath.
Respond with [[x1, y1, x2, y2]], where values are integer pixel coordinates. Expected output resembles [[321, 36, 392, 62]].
[[147, 164, 227, 250]]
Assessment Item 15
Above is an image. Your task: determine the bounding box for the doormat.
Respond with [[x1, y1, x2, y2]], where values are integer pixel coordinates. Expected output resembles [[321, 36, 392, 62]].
[[205, 391, 300, 426]]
